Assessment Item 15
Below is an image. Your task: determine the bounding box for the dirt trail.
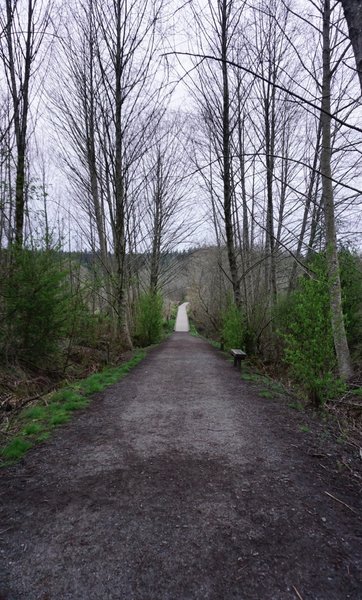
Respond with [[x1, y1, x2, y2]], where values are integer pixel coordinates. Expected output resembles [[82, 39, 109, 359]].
[[0, 334, 361, 600]]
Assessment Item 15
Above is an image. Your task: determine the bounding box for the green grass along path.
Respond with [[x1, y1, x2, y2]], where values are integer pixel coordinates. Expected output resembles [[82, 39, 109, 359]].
[[1, 351, 145, 465]]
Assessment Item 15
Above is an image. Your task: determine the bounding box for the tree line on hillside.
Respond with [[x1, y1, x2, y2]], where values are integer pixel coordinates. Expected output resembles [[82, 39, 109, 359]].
[[0, 0, 361, 407]]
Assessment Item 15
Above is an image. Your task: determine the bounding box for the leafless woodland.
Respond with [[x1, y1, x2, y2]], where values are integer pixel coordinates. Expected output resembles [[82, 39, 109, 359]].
[[1, 0, 362, 397]]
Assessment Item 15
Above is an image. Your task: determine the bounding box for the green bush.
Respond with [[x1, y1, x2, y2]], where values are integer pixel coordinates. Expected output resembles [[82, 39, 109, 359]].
[[276, 249, 361, 404], [339, 247, 362, 355], [1, 245, 73, 367], [276, 257, 339, 405], [134, 292, 163, 346], [69, 303, 112, 349], [221, 301, 244, 350], [163, 318, 175, 334]]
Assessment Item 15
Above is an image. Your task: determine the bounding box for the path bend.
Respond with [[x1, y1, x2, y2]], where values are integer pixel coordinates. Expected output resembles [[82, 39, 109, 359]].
[[174, 302, 190, 332]]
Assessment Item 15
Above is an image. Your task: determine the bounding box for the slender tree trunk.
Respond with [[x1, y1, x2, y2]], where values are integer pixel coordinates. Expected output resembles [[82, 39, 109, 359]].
[[264, 117, 277, 302], [289, 121, 322, 291], [321, 0, 353, 379], [113, 0, 132, 348], [85, 8, 113, 311], [263, 58, 277, 305], [276, 117, 290, 248], [149, 151, 162, 294], [5, 0, 33, 246], [306, 180, 323, 258], [236, 102, 249, 255], [221, 0, 240, 306]]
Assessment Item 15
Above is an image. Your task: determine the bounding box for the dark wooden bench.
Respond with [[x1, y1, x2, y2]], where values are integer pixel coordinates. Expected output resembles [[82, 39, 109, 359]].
[[230, 348, 246, 368]]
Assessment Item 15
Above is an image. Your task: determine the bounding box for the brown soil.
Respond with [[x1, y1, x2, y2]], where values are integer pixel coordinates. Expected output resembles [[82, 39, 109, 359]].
[[0, 333, 361, 599]]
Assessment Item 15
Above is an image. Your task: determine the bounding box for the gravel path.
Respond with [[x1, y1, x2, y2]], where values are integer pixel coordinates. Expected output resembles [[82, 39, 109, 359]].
[[0, 333, 361, 599], [174, 302, 189, 332]]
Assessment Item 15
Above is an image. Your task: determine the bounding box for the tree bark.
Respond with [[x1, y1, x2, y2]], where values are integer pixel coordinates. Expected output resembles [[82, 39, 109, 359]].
[[339, 0, 362, 94], [5, 0, 33, 246], [149, 150, 163, 294], [221, 0, 240, 307], [288, 121, 322, 292], [321, 0, 353, 380], [85, 5, 113, 310], [113, 0, 132, 348], [235, 85, 249, 256], [264, 87, 277, 304]]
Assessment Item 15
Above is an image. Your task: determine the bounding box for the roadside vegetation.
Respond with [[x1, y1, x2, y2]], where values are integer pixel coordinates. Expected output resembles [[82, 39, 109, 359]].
[[1, 351, 145, 465], [190, 248, 362, 395], [188, 245, 362, 445], [0, 246, 178, 465]]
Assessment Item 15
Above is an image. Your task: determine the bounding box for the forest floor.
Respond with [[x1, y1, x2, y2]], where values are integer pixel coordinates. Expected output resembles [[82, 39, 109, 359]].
[[0, 333, 361, 600]]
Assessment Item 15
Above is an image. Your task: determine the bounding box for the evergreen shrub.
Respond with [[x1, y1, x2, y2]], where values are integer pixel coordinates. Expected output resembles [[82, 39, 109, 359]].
[[1, 245, 72, 367], [338, 247, 362, 356], [276, 255, 341, 405]]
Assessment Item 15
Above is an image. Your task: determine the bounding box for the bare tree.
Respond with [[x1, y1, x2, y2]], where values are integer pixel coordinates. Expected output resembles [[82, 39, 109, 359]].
[[95, 0, 164, 345], [54, 0, 113, 310], [139, 116, 193, 295], [55, 0, 165, 346], [220, 0, 241, 306], [190, 0, 244, 307], [0, 0, 51, 246]]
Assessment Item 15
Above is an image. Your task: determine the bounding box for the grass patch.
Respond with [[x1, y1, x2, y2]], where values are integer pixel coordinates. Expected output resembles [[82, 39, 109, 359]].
[[24, 406, 47, 420], [241, 371, 269, 386], [269, 382, 285, 394], [241, 372, 259, 382], [189, 322, 200, 337], [51, 389, 82, 404], [22, 422, 43, 436], [209, 339, 221, 349], [240, 365, 286, 399], [299, 424, 310, 433], [259, 389, 274, 399], [1, 350, 146, 467], [288, 401, 304, 411], [76, 373, 105, 395], [1, 438, 33, 460], [50, 412, 71, 426], [36, 432, 51, 443], [63, 398, 89, 411]]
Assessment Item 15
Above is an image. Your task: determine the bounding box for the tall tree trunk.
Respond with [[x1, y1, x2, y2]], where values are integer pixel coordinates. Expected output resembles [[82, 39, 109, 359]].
[[289, 121, 322, 292], [263, 54, 277, 305], [86, 5, 113, 311], [149, 151, 163, 295], [6, 0, 33, 246], [321, 0, 353, 379], [221, 0, 240, 306], [276, 115, 290, 248], [114, 0, 132, 348], [339, 0, 362, 93], [236, 96, 249, 255]]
